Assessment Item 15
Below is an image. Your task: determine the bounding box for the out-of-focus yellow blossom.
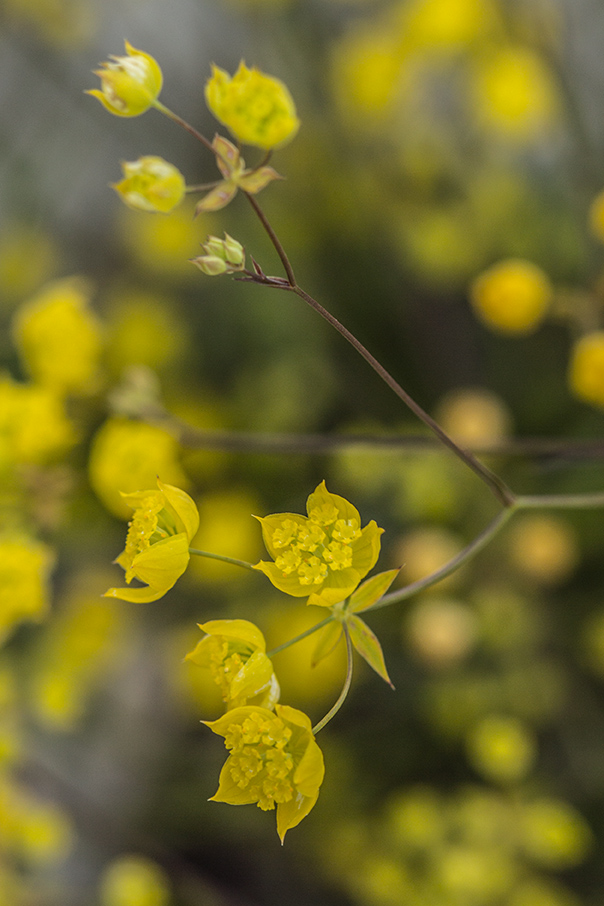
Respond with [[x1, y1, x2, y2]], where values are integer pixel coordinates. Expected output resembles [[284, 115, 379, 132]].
[[189, 489, 261, 584], [331, 26, 403, 119], [89, 417, 188, 519], [191, 232, 246, 276], [466, 714, 536, 783], [394, 527, 463, 591], [99, 855, 171, 906], [0, 225, 58, 307], [106, 291, 187, 374], [119, 202, 204, 279], [472, 47, 558, 137], [195, 134, 282, 214], [588, 188, 604, 243], [406, 597, 477, 667], [87, 41, 162, 117], [105, 479, 199, 603], [470, 258, 552, 334], [436, 388, 512, 445], [3, 0, 93, 49], [13, 277, 103, 394], [205, 61, 300, 149], [403, 0, 498, 51], [186, 619, 279, 710], [0, 536, 54, 646], [508, 515, 578, 585], [0, 777, 72, 867], [254, 481, 383, 607], [205, 703, 324, 841], [0, 376, 75, 465], [112, 156, 185, 213], [568, 331, 604, 408], [520, 799, 593, 869]]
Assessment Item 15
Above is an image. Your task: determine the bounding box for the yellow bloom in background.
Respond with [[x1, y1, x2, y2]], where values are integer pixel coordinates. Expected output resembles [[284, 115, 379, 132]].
[[99, 855, 171, 906], [254, 481, 383, 607], [403, 0, 498, 51], [205, 61, 300, 149], [0, 376, 75, 465], [331, 26, 403, 120], [508, 514, 578, 585], [470, 258, 553, 334], [87, 41, 163, 117], [204, 703, 324, 841], [472, 46, 558, 138], [88, 417, 188, 519], [0, 225, 58, 309], [520, 798, 593, 870], [186, 619, 280, 710], [105, 289, 188, 374], [588, 188, 604, 243], [13, 277, 103, 395], [568, 331, 604, 408], [188, 488, 262, 584], [0, 536, 54, 646], [466, 714, 536, 784], [112, 156, 186, 213], [105, 479, 199, 603], [118, 201, 204, 279]]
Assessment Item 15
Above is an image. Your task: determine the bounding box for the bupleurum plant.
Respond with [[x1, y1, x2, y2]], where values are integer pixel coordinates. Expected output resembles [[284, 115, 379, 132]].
[[89, 42, 604, 841]]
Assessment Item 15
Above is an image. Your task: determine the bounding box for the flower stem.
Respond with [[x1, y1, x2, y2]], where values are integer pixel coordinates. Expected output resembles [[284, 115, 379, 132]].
[[152, 100, 216, 155], [516, 491, 604, 509], [188, 548, 256, 571], [244, 192, 296, 286], [312, 623, 353, 735], [266, 615, 334, 658]]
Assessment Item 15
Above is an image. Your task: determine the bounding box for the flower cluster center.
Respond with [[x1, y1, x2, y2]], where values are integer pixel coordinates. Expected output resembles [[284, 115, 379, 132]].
[[122, 496, 166, 578], [272, 510, 362, 586], [208, 640, 246, 700], [225, 712, 294, 810]]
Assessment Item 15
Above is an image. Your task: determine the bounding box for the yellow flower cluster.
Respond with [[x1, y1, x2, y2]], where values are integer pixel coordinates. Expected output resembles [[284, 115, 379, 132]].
[[568, 332, 604, 409], [112, 156, 186, 213], [0, 536, 55, 646]]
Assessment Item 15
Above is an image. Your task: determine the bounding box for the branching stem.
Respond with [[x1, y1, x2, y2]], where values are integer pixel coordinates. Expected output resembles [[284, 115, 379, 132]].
[[312, 623, 353, 735]]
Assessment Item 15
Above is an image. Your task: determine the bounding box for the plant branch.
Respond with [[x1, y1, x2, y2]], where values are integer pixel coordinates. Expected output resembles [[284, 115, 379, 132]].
[[312, 623, 353, 735], [266, 615, 334, 658], [188, 548, 256, 571]]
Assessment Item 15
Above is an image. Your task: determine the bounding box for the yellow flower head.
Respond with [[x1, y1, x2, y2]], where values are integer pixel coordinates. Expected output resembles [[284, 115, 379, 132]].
[[186, 619, 279, 710], [470, 258, 552, 334], [105, 479, 199, 603], [568, 332, 604, 409], [0, 536, 54, 646], [254, 481, 383, 607], [205, 62, 300, 149], [112, 156, 186, 213], [12, 277, 103, 395], [204, 704, 324, 842], [0, 376, 75, 465], [87, 41, 162, 117]]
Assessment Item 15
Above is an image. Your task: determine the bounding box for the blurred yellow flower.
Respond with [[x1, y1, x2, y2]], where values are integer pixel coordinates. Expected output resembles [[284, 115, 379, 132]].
[[568, 331, 604, 408], [88, 417, 188, 519], [205, 61, 300, 149], [119, 201, 204, 279], [186, 619, 280, 710], [13, 277, 103, 395], [204, 703, 324, 841], [0, 536, 54, 646], [470, 258, 552, 334], [254, 481, 383, 607], [0, 376, 75, 465], [99, 855, 171, 906], [466, 714, 536, 783], [404, 0, 498, 51], [0, 225, 58, 308], [520, 798, 592, 869], [112, 156, 186, 213], [508, 515, 578, 585], [588, 188, 604, 242], [105, 479, 199, 603], [87, 41, 162, 117], [189, 488, 262, 584]]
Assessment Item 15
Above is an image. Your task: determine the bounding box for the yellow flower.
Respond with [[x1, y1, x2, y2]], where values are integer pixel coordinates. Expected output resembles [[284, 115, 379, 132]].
[[12, 277, 103, 395], [470, 259, 552, 334], [105, 479, 199, 603], [87, 41, 163, 117], [205, 62, 300, 149], [0, 536, 54, 646], [0, 375, 75, 465], [112, 156, 186, 213], [568, 332, 604, 409], [254, 481, 383, 607], [204, 704, 324, 842], [186, 619, 279, 710]]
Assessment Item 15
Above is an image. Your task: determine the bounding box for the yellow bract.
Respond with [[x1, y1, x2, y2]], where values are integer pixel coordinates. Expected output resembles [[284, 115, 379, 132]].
[[205, 62, 300, 149], [254, 481, 383, 607], [186, 619, 279, 710], [470, 259, 552, 335], [204, 704, 324, 841], [104, 479, 199, 603], [87, 41, 163, 117], [568, 332, 604, 409], [112, 156, 186, 213], [0, 536, 54, 646]]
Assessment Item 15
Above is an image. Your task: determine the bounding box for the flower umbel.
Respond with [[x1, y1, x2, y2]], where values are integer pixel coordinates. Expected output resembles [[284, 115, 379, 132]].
[[254, 481, 383, 607], [204, 704, 324, 842], [105, 479, 199, 602], [191, 232, 246, 276], [205, 62, 300, 149], [112, 156, 185, 213], [87, 41, 162, 117], [195, 135, 282, 214], [186, 619, 280, 710]]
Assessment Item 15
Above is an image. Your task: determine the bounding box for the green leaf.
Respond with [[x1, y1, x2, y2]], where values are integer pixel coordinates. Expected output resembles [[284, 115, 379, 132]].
[[311, 621, 343, 667], [346, 615, 394, 688], [348, 568, 401, 613]]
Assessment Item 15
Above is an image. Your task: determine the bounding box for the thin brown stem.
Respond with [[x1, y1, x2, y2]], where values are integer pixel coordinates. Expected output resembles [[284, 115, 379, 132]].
[[244, 193, 296, 286]]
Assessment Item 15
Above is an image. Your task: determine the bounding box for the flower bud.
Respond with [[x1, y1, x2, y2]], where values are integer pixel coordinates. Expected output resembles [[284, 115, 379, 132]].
[[111, 156, 185, 213], [222, 233, 246, 268], [191, 255, 229, 276], [87, 41, 162, 117], [190, 234, 245, 276]]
